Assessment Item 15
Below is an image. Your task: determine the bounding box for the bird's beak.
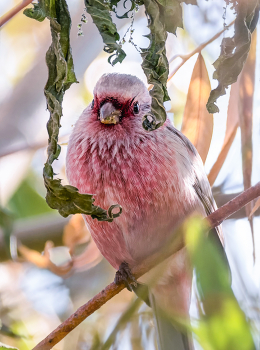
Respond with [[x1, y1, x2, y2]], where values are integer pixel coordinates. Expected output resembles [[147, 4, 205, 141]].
[[100, 102, 121, 125]]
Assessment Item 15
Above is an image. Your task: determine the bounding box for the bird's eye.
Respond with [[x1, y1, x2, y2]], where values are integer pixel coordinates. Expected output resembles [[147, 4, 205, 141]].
[[91, 99, 94, 109], [133, 102, 139, 114]]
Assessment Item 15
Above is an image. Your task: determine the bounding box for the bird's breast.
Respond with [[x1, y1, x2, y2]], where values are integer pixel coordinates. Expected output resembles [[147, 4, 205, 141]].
[[66, 129, 197, 269]]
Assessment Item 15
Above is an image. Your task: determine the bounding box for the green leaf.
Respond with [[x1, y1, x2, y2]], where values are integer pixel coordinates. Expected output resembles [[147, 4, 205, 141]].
[[85, 0, 126, 65], [0, 342, 18, 350], [156, 0, 183, 34], [23, 3, 46, 22], [26, 0, 121, 222], [141, 0, 183, 130], [207, 1, 260, 113], [186, 217, 255, 350]]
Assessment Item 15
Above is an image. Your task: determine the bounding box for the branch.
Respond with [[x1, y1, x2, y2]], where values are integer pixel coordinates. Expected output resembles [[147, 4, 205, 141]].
[[0, 0, 33, 28], [32, 182, 260, 350], [167, 20, 235, 82]]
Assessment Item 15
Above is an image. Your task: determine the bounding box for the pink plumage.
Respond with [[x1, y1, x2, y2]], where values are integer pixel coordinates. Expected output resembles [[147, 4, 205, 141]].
[[66, 73, 224, 346]]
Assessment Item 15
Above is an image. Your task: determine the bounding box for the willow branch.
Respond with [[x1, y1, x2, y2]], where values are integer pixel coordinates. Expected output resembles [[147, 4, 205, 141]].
[[32, 182, 260, 350], [0, 0, 33, 28]]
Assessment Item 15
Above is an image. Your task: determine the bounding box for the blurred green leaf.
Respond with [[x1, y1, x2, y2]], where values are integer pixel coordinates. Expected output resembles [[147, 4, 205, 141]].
[[8, 175, 53, 219], [0, 207, 13, 256], [98, 298, 142, 350], [0, 342, 18, 350], [186, 217, 255, 350], [207, 1, 260, 113]]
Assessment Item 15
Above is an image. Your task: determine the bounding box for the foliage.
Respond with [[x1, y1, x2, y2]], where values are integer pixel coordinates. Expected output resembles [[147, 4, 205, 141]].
[[186, 217, 255, 350], [24, 0, 121, 222], [0, 207, 13, 259], [0, 343, 18, 350], [14, 1, 259, 349], [84, 0, 126, 65], [23, 0, 259, 221], [207, 0, 260, 113]]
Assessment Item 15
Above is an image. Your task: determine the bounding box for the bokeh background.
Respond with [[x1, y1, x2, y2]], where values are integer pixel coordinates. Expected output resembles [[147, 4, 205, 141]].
[[0, 0, 260, 349]]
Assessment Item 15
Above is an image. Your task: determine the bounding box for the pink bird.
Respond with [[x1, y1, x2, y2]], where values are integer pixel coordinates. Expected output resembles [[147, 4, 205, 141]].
[[66, 73, 226, 350]]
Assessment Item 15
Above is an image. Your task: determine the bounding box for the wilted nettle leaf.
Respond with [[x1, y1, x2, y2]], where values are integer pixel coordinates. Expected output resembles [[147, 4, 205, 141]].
[[156, 0, 183, 34], [25, 0, 121, 222], [178, 0, 197, 4], [85, 0, 126, 65], [141, 0, 170, 129], [207, 1, 260, 113], [23, 3, 46, 22]]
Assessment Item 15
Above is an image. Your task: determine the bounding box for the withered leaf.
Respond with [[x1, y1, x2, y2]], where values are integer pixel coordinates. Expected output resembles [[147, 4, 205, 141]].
[[181, 53, 213, 164], [208, 80, 240, 186]]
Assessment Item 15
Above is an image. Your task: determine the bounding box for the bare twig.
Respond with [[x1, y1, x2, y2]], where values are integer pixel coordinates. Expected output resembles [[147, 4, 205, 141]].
[[167, 20, 235, 82], [32, 182, 260, 350], [207, 182, 260, 228], [0, 0, 33, 28]]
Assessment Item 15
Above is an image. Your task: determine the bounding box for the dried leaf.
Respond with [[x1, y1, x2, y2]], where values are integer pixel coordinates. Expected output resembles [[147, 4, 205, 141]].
[[18, 241, 73, 276], [206, 1, 259, 113], [141, 0, 171, 130], [63, 214, 102, 270], [208, 80, 240, 186], [63, 214, 90, 253], [18, 242, 52, 269], [249, 197, 260, 219], [181, 53, 213, 163], [239, 29, 257, 260]]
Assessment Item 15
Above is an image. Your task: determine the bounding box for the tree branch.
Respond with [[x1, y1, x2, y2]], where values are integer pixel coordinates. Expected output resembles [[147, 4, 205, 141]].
[[167, 20, 235, 81], [0, 0, 33, 28], [32, 182, 260, 350]]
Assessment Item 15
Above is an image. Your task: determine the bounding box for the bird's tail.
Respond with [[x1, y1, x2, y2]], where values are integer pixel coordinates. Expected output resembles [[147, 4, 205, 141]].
[[149, 292, 194, 350]]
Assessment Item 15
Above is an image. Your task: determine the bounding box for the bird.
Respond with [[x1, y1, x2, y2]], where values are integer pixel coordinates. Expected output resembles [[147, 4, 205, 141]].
[[66, 73, 227, 350]]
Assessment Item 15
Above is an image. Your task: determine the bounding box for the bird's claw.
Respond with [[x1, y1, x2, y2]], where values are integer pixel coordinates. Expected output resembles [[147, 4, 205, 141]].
[[114, 262, 137, 291]]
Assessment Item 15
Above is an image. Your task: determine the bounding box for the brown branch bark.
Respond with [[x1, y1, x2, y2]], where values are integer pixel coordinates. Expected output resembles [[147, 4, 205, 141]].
[[0, 0, 33, 28], [32, 182, 260, 350]]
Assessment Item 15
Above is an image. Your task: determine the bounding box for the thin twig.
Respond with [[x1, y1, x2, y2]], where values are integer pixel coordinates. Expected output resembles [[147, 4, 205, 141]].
[[167, 20, 235, 81], [32, 182, 260, 350], [0, 0, 33, 28]]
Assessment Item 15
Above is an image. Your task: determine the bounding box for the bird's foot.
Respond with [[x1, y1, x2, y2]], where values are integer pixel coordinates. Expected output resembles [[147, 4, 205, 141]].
[[114, 262, 137, 291]]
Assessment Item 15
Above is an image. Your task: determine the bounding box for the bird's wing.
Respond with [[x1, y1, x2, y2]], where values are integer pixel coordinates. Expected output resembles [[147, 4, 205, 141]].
[[166, 123, 231, 279]]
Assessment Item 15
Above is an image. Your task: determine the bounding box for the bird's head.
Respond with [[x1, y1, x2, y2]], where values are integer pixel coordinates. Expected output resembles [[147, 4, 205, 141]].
[[90, 73, 151, 131]]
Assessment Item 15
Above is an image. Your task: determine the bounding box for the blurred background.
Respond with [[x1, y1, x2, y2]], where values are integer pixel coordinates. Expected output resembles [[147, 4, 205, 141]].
[[0, 0, 260, 349]]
